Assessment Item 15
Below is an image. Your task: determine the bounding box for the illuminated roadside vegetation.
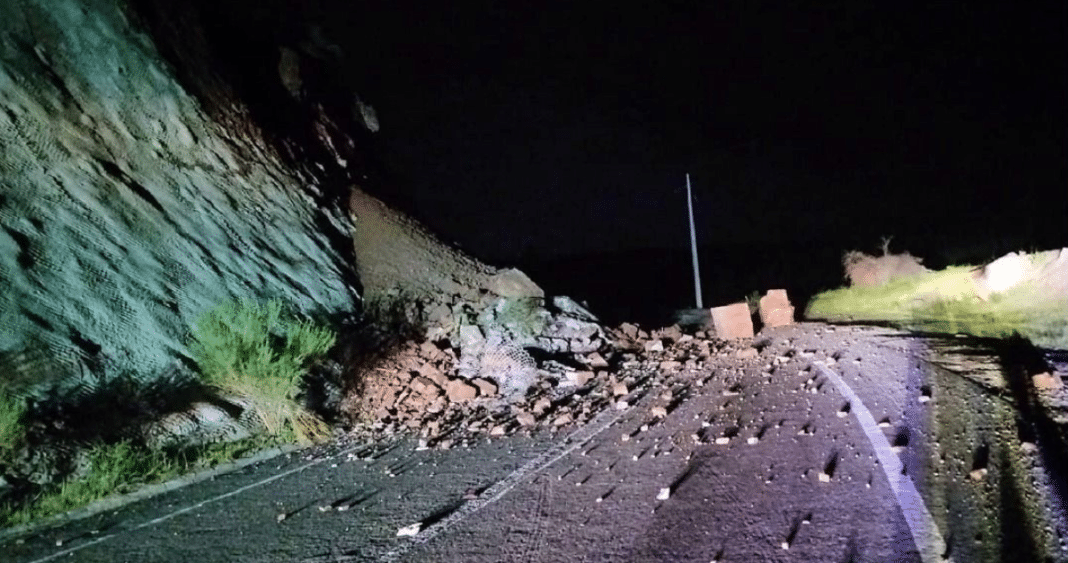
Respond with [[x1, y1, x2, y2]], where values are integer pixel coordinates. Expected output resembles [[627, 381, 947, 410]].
[[187, 299, 336, 444], [0, 434, 282, 528], [806, 265, 1068, 349]]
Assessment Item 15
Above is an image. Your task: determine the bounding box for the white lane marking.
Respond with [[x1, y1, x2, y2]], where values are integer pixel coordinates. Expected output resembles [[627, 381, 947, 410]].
[[20, 444, 366, 563], [815, 362, 946, 563], [380, 405, 626, 562]]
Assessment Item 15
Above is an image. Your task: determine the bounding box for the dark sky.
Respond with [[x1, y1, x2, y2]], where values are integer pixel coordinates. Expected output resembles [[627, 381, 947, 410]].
[[320, 1, 1066, 263]]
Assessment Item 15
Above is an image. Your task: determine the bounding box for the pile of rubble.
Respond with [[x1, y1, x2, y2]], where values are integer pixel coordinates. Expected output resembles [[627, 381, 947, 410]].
[[340, 319, 768, 450], [340, 340, 497, 428]]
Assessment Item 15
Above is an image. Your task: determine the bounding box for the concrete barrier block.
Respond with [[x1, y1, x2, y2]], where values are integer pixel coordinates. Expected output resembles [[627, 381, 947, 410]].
[[759, 289, 795, 328], [710, 302, 754, 339]]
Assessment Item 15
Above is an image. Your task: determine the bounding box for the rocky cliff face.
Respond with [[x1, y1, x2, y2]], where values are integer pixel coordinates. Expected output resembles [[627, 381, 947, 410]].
[[0, 0, 360, 395]]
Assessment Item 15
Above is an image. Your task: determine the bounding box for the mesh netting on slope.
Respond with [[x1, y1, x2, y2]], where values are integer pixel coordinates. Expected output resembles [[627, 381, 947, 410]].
[[456, 331, 537, 398]]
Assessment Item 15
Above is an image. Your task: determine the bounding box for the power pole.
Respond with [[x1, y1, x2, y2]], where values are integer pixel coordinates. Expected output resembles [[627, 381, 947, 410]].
[[686, 173, 703, 308]]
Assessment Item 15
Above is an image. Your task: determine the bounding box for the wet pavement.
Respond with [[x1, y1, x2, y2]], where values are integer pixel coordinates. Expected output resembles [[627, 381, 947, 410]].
[[2, 323, 1065, 562]]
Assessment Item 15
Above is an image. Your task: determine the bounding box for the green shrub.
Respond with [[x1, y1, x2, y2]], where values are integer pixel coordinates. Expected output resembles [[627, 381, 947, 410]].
[[187, 299, 336, 444], [744, 290, 762, 315], [0, 390, 27, 463]]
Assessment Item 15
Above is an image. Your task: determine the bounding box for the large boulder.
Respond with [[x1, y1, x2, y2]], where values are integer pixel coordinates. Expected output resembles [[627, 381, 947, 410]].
[[453, 295, 607, 398]]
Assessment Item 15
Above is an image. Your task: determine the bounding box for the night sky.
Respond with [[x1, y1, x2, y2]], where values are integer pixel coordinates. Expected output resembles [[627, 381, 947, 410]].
[[318, 2, 1065, 267]]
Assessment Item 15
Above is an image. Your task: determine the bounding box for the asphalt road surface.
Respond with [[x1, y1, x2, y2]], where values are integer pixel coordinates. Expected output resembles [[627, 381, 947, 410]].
[[3, 324, 1066, 563]]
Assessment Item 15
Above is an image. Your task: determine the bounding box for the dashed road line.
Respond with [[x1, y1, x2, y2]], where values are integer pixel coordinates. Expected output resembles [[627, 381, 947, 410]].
[[380, 404, 627, 562]]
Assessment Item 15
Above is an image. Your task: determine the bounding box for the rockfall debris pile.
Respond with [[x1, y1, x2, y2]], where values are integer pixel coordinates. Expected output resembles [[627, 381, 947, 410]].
[[339, 319, 768, 450], [336, 185, 788, 448]]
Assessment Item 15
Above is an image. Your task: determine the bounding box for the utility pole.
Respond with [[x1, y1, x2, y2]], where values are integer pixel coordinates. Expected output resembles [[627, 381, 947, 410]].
[[686, 173, 703, 308]]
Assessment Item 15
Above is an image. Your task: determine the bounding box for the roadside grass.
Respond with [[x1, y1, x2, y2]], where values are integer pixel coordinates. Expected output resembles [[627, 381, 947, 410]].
[[187, 299, 336, 444], [807, 266, 978, 323], [0, 433, 282, 528], [806, 265, 1068, 349], [5, 442, 176, 527], [0, 299, 341, 529]]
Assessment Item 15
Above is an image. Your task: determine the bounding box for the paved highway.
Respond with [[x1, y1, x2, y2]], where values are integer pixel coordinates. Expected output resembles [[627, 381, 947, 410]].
[[3, 324, 1065, 562]]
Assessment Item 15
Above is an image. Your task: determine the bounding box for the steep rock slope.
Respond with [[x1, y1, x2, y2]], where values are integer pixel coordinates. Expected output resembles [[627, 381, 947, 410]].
[[0, 0, 360, 394]]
